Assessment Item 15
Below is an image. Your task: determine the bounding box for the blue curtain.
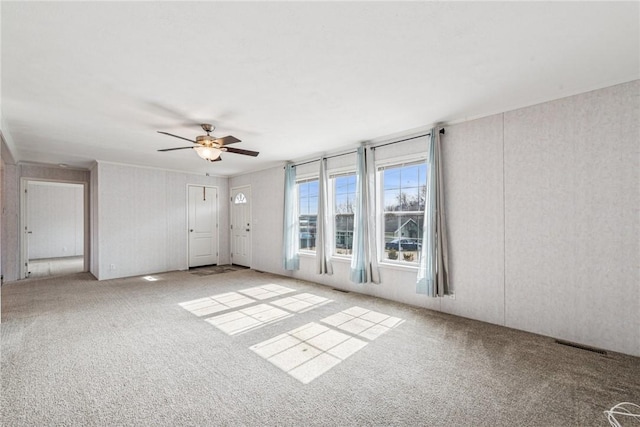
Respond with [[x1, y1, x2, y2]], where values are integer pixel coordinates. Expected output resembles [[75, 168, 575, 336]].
[[350, 146, 380, 283], [417, 128, 449, 296], [365, 146, 381, 283], [316, 158, 333, 275], [282, 163, 299, 271]]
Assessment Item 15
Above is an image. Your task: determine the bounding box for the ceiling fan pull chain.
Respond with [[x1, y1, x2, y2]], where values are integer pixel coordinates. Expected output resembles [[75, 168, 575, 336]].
[[203, 187, 206, 201]]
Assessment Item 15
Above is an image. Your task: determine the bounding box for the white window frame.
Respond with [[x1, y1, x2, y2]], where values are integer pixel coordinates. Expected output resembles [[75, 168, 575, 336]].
[[376, 154, 428, 267], [329, 169, 357, 259], [296, 175, 319, 255]]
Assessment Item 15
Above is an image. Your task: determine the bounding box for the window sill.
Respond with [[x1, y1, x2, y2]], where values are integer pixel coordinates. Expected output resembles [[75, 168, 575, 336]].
[[330, 255, 352, 263], [298, 251, 316, 258], [378, 261, 419, 272]]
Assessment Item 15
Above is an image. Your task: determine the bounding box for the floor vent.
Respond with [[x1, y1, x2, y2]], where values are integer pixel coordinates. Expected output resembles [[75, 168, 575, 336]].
[[555, 339, 607, 355], [332, 288, 350, 293]]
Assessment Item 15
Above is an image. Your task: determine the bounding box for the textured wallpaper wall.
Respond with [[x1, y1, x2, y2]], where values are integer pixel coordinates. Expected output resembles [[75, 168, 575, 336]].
[[503, 81, 639, 356], [95, 162, 229, 280]]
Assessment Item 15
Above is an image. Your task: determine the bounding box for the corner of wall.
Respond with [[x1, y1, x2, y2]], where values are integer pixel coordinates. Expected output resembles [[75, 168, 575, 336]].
[[1, 162, 19, 282], [89, 163, 100, 279]]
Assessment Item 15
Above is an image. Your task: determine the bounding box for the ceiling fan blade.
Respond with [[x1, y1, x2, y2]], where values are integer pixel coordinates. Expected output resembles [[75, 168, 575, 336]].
[[157, 131, 197, 144], [157, 146, 194, 152], [216, 135, 241, 146], [225, 147, 260, 157]]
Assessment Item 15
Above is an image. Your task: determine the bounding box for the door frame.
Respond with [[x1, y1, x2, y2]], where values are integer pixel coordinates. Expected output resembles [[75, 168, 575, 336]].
[[19, 178, 89, 279], [186, 184, 219, 268], [230, 185, 252, 268]]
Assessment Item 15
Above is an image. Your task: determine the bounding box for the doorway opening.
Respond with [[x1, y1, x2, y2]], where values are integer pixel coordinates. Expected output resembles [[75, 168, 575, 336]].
[[20, 179, 88, 279]]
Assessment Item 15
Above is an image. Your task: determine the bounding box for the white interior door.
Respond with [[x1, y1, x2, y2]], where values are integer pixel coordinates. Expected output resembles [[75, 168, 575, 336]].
[[21, 179, 30, 278], [231, 186, 251, 267], [188, 185, 218, 267]]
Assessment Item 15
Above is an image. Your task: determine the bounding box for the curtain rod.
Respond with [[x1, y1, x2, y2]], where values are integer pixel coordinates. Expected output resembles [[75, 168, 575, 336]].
[[289, 149, 356, 168], [286, 128, 445, 169], [370, 128, 444, 150]]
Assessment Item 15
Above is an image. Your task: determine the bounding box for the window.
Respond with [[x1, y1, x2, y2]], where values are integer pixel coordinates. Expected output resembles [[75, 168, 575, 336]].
[[298, 178, 318, 252], [234, 192, 247, 204], [380, 161, 427, 263], [333, 173, 356, 256]]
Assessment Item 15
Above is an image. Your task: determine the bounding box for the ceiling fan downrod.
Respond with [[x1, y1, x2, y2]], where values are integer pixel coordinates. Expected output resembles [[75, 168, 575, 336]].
[[201, 123, 215, 135]]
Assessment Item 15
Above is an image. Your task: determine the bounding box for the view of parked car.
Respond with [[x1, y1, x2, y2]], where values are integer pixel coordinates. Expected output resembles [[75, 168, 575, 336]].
[[385, 238, 421, 251]]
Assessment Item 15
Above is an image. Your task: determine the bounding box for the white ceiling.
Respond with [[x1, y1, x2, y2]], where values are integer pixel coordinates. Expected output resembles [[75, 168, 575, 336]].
[[2, 1, 638, 176]]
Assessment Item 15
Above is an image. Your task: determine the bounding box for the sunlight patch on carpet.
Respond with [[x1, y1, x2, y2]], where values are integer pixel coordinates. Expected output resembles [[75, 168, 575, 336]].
[[179, 292, 256, 317], [251, 322, 367, 384], [238, 284, 296, 300], [205, 304, 293, 336], [251, 307, 405, 384], [270, 293, 333, 313], [321, 306, 404, 341]]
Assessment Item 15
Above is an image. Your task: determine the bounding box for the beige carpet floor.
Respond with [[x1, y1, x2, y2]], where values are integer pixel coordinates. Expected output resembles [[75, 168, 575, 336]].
[[2, 269, 639, 426]]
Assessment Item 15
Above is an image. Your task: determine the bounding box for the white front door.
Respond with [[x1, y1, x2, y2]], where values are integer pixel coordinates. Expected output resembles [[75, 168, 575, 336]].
[[188, 185, 218, 267], [231, 186, 251, 267]]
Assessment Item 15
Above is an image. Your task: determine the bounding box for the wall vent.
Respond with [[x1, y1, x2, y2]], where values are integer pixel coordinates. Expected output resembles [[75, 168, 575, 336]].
[[555, 339, 607, 355]]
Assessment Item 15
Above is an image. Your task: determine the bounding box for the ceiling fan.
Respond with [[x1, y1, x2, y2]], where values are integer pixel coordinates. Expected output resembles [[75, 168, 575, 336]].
[[157, 124, 259, 162]]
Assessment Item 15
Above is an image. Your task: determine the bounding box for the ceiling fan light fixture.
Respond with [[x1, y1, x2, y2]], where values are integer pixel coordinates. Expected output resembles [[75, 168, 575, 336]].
[[194, 145, 222, 161], [196, 134, 217, 145]]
